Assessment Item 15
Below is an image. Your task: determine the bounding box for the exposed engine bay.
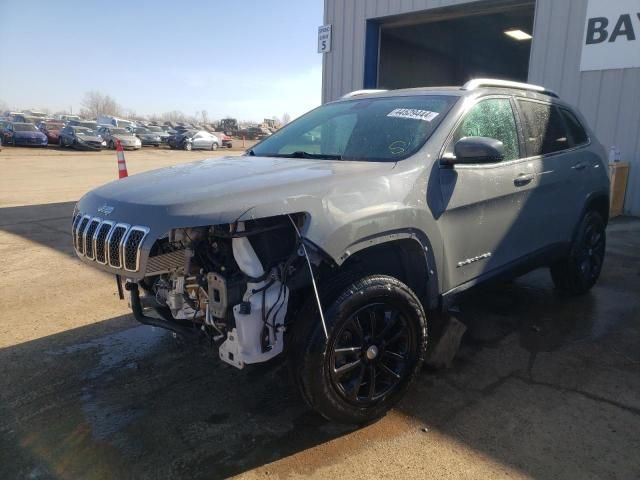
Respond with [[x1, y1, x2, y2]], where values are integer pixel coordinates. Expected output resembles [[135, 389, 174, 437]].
[[135, 214, 310, 369]]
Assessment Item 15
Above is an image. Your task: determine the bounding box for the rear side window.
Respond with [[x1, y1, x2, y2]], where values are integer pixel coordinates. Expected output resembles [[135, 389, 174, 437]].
[[560, 108, 589, 146], [449, 98, 520, 161], [517, 100, 570, 156]]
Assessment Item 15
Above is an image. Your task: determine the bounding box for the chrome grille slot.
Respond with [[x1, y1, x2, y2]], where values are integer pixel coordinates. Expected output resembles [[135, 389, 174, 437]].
[[107, 224, 129, 268], [123, 227, 148, 272], [84, 219, 100, 259], [76, 216, 90, 254], [72, 214, 82, 250], [95, 222, 113, 264]]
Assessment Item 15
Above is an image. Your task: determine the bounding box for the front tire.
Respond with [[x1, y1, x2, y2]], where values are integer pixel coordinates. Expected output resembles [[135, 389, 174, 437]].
[[292, 275, 427, 424], [551, 210, 606, 295], [211, 142, 218, 151], [183, 141, 192, 151]]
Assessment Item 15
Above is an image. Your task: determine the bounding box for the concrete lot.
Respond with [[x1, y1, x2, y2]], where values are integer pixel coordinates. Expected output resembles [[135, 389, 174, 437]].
[[1, 147, 639, 479]]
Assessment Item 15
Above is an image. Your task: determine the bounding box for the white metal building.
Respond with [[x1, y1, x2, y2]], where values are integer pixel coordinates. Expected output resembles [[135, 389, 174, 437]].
[[321, 0, 640, 215]]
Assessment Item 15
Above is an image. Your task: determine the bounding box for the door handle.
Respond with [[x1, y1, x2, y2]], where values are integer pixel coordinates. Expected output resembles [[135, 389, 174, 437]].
[[514, 173, 534, 187], [572, 162, 587, 171]]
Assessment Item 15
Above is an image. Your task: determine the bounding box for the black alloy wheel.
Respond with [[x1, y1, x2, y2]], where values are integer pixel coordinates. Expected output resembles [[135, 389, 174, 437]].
[[291, 275, 427, 424], [551, 210, 606, 295], [329, 302, 416, 405]]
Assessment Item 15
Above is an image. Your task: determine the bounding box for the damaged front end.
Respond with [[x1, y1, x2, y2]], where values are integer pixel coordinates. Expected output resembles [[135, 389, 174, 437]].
[[125, 214, 312, 369]]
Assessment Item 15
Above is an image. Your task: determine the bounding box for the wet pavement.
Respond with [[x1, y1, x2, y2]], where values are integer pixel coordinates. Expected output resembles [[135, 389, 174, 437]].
[[1, 167, 639, 478]]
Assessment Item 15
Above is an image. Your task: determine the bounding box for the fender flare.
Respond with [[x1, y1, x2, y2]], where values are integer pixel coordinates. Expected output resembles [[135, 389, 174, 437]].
[[332, 229, 440, 310]]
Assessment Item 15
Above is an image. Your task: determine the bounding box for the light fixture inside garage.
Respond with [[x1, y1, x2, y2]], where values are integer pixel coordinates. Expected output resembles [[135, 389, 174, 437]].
[[504, 29, 532, 41]]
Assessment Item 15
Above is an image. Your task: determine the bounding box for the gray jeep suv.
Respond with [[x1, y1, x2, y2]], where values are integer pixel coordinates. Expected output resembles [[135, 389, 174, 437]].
[[72, 79, 610, 424]]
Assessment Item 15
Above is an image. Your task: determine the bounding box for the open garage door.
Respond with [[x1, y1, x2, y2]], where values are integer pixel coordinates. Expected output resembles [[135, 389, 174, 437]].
[[366, 1, 536, 90]]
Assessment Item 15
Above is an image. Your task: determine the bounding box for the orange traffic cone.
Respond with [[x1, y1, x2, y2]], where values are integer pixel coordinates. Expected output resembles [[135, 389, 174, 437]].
[[116, 139, 128, 178]]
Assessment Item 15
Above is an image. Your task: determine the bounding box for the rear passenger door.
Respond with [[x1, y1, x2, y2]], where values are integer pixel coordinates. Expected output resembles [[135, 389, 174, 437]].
[[438, 96, 540, 289], [515, 100, 588, 246]]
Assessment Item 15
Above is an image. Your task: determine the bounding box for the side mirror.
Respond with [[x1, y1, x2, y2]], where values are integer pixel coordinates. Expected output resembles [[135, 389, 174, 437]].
[[446, 136, 505, 165]]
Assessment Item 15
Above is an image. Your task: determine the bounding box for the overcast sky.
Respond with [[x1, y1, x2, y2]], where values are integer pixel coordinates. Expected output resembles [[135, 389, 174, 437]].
[[0, 0, 324, 121]]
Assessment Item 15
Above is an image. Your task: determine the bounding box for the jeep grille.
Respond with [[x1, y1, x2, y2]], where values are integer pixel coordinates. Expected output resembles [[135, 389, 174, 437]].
[[72, 212, 149, 272]]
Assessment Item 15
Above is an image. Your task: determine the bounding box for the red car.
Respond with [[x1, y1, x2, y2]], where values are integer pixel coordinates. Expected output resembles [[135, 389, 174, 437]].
[[38, 121, 65, 145]]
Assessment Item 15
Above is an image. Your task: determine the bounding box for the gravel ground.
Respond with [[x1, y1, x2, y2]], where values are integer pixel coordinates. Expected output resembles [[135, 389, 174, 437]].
[[1, 146, 639, 479]]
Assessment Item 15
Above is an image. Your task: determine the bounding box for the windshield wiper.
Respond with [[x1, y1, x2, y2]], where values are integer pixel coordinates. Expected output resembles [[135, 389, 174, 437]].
[[272, 151, 343, 160]]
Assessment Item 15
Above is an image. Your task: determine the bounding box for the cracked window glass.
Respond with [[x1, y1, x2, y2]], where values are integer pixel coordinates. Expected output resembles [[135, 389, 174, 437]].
[[518, 100, 570, 156], [450, 98, 520, 161]]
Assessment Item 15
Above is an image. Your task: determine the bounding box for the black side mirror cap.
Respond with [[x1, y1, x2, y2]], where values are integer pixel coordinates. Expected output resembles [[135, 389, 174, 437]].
[[447, 136, 505, 165]]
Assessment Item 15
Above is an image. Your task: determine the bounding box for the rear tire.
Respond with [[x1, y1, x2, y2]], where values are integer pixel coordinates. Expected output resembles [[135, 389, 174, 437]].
[[290, 274, 427, 425], [211, 142, 218, 151], [184, 142, 192, 151], [550, 210, 606, 295]]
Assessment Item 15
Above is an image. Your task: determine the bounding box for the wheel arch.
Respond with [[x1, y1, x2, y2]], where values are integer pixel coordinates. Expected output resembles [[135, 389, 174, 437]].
[[330, 232, 439, 310], [584, 192, 610, 226]]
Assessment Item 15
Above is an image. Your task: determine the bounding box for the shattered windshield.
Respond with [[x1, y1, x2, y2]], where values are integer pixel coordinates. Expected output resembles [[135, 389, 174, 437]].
[[249, 95, 457, 162]]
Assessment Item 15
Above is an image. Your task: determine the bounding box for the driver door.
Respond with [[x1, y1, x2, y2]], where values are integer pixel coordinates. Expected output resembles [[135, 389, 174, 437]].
[[438, 96, 539, 289]]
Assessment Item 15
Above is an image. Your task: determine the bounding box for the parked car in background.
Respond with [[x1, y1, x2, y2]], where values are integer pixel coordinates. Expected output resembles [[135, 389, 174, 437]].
[[238, 126, 271, 140], [59, 126, 105, 150], [57, 114, 81, 122], [97, 125, 141, 150], [215, 132, 233, 148], [133, 127, 162, 147], [2, 122, 48, 146], [145, 125, 171, 143], [0, 121, 11, 143], [37, 121, 65, 144], [168, 129, 221, 150], [24, 110, 47, 119], [11, 114, 28, 123], [68, 119, 99, 130], [97, 115, 135, 130]]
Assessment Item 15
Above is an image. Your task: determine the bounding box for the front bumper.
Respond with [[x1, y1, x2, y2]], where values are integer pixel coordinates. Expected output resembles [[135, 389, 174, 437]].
[[14, 137, 48, 146], [72, 142, 103, 151]]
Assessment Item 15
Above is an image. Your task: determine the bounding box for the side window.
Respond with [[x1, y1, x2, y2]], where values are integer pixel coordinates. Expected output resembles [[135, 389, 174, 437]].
[[560, 108, 589, 146], [449, 98, 519, 161], [517, 100, 570, 156]]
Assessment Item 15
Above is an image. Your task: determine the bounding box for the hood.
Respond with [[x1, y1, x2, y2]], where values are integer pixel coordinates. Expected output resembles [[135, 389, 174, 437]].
[[74, 155, 429, 278], [113, 134, 138, 142], [76, 135, 103, 143], [14, 130, 46, 139], [77, 156, 397, 227]]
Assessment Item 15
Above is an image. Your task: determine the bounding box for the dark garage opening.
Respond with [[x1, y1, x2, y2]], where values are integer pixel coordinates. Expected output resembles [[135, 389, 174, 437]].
[[372, 1, 535, 90]]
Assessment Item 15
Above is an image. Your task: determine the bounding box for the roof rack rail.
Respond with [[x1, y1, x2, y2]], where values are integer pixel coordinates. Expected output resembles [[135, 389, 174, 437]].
[[462, 78, 559, 98], [341, 89, 388, 99]]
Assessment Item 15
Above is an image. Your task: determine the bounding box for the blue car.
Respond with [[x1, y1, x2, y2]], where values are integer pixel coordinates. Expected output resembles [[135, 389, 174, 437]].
[[3, 122, 48, 147]]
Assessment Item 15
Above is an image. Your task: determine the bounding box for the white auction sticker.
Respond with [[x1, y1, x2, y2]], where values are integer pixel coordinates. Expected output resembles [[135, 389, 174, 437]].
[[387, 108, 439, 122]]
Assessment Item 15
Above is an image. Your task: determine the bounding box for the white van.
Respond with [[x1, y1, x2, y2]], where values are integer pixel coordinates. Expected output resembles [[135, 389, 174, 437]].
[[97, 115, 134, 130]]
